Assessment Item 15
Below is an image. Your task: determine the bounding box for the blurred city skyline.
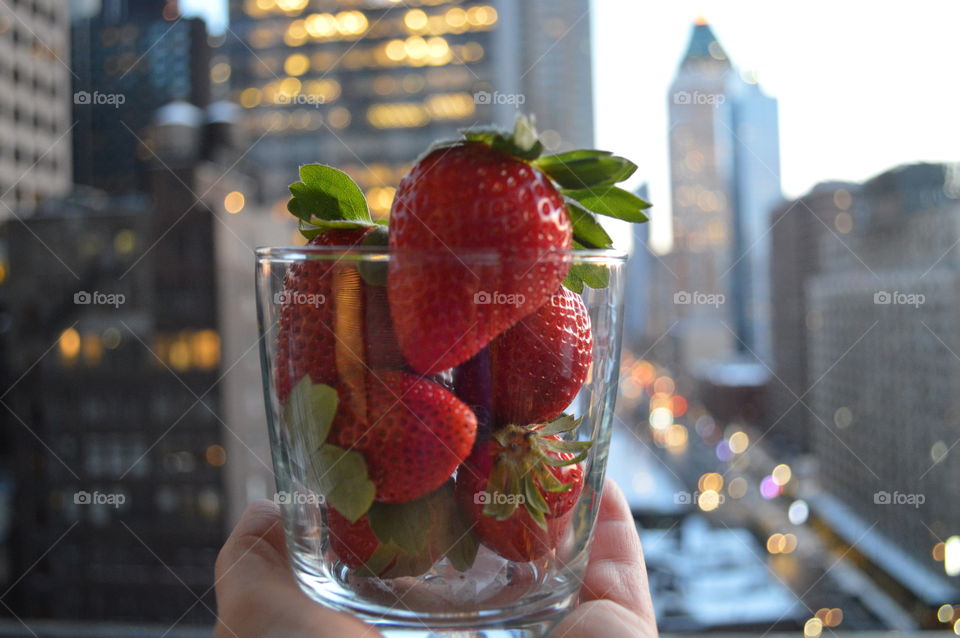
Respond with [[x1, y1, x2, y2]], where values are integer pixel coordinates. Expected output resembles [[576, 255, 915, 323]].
[[181, 0, 960, 253]]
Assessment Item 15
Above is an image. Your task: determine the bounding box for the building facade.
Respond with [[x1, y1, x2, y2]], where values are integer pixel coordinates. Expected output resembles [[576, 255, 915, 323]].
[[0, 0, 72, 215], [767, 182, 860, 455], [806, 163, 960, 604], [227, 0, 594, 211], [666, 19, 781, 371], [71, 1, 211, 194]]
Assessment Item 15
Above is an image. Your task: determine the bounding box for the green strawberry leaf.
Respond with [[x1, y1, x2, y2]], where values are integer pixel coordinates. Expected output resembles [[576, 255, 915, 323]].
[[562, 241, 610, 293], [538, 414, 584, 437], [283, 377, 338, 453], [298, 218, 377, 239], [535, 464, 572, 493], [533, 152, 637, 189], [357, 224, 389, 287], [563, 186, 650, 223], [309, 444, 375, 523], [538, 438, 592, 466], [567, 201, 613, 249], [444, 518, 479, 572], [364, 483, 478, 576], [288, 164, 373, 231], [462, 114, 544, 161], [562, 269, 584, 294], [376, 543, 439, 579], [367, 500, 432, 554]]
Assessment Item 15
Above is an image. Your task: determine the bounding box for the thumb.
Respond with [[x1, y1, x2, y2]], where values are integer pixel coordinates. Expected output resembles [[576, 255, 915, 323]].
[[214, 500, 381, 638]]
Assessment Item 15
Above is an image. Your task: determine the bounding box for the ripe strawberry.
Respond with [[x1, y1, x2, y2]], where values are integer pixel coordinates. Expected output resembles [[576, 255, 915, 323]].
[[336, 370, 477, 503], [275, 228, 371, 403], [487, 286, 592, 425], [454, 417, 590, 562], [388, 140, 571, 374], [326, 507, 383, 569]]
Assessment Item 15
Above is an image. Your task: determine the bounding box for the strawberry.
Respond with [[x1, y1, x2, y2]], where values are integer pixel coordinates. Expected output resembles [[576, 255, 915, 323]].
[[388, 142, 570, 374], [454, 416, 590, 562], [327, 507, 382, 569], [387, 116, 648, 375], [479, 286, 592, 426], [336, 371, 477, 503], [275, 228, 373, 403]]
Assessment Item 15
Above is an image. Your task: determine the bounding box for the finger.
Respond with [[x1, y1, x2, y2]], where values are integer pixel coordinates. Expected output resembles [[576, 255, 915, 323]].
[[214, 500, 381, 638], [577, 479, 657, 627], [551, 599, 655, 638]]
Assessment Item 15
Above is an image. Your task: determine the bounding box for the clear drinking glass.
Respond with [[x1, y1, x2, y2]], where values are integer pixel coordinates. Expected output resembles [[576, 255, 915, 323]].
[[255, 245, 627, 636]]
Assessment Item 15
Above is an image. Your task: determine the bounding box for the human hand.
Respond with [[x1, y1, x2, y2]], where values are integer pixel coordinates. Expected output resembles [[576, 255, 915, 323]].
[[214, 479, 657, 637]]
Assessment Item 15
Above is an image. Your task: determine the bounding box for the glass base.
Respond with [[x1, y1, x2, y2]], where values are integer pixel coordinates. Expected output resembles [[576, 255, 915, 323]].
[[292, 552, 579, 637]]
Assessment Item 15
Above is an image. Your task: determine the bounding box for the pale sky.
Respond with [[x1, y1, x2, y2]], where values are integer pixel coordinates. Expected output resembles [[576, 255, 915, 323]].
[[181, 1, 960, 252], [591, 0, 960, 251]]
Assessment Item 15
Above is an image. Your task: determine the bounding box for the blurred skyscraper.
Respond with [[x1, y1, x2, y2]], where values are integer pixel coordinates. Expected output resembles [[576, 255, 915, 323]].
[[70, 0, 211, 193], [767, 182, 859, 455], [0, 0, 72, 216], [806, 162, 960, 606], [666, 18, 781, 371], [623, 183, 650, 349], [227, 0, 593, 210]]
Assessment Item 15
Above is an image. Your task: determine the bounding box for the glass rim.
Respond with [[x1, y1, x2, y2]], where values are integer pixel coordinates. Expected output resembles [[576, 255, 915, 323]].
[[255, 245, 628, 264]]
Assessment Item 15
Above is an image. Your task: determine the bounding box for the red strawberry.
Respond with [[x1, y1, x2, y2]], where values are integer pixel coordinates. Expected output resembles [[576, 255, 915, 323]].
[[388, 141, 571, 374], [336, 371, 477, 503], [488, 286, 592, 425], [275, 229, 404, 404], [454, 419, 589, 562], [275, 228, 371, 404], [326, 508, 382, 569]]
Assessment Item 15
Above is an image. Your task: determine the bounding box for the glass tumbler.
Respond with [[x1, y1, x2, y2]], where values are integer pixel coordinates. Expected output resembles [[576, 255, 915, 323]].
[[255, 245, 627, 636]]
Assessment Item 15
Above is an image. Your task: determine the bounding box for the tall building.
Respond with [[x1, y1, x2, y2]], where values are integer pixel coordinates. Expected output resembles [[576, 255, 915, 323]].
[[0, 0, 72, 215], [70, 1, 211, 193], [806, 163, 960, 605], [666, 18, 781, 371], [623, 184, 650, 350], [767, 182, 860, 455], [227, 0, 593, 211]]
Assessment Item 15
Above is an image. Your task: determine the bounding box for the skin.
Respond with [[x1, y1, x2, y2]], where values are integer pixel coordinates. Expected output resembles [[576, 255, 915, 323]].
[[214, 479, 658, 638]]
